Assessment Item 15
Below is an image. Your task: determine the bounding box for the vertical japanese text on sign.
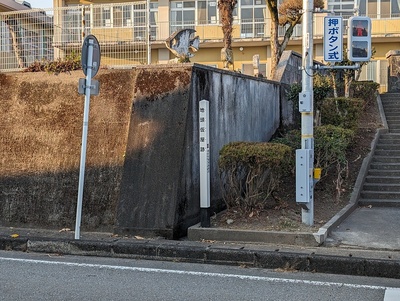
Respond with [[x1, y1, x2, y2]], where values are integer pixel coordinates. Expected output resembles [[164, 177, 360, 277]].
[[323, 17, 343, 62]]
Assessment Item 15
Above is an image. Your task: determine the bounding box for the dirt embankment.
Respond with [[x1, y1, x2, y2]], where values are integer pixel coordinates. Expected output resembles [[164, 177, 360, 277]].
[[0, 70, 135, 230]]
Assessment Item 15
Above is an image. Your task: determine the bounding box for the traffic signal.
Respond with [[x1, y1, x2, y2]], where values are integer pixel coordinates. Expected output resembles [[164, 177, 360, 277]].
[[348, 16, 372, 62]]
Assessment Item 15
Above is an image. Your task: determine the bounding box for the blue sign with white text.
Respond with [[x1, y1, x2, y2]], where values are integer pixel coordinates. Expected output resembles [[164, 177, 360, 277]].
[[324, 17, 343, 62]]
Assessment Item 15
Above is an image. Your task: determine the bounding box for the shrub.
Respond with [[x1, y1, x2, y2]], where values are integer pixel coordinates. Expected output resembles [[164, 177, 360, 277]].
[[273, 125, 354, 178], [218, 142, 293, 212], [320, 97, 365, 130], [287, 82, 302, 105], [314, 125, 355, 172], [350, 81, 380, 105], [313, 74, 334, 110], [287, 75, 333, 105], [25, 51, 81, 75]]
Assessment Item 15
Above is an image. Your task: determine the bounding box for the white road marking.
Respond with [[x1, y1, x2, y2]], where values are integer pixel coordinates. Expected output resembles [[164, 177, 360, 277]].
[[384, 289, 400, 301], [1, 256, 399, 293]]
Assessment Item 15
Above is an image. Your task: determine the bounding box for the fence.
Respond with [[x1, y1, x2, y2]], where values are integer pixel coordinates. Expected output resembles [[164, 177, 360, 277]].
[[0, 2, 150, 72]]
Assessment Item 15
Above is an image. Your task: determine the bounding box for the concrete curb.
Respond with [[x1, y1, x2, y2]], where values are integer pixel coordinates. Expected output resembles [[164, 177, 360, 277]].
[[188, 224, 318, 247], [1, 235, 399, 279]]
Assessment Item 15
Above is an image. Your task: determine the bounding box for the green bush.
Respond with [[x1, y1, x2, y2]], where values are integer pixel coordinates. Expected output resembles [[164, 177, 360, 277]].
[[350, 81, 380, 105], [313, 74, 334, 110], [320, 97, 365, 130], [273, 125, 354, 177], [218, 142, 293, 211], [287, 82, 302, 105], [286, 74, 333, 114], [314, 125, 355, 172]]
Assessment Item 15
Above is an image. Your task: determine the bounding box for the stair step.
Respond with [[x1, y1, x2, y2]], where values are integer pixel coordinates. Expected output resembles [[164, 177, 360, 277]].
[[372, 156, 400, 163], [369, 162, 400, 170], [385, 114, 400, 121], [360, 191, 400, 199], [348, 94, 400, 206], [374, 142, 400, 149], [383, 109, 400, 117], [365, 176, 400, 183], [358, 199, 400, 207], [380, 133, 400, 137], [368, 170, 400, 177], [374, 150, 400, 156], [363, 183, 400, 191]]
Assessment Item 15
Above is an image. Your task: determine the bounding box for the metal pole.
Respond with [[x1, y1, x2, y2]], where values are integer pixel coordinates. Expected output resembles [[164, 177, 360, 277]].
[[147, 0, 151, 64], [75, 38, 94, 240], [301, 0, 314, 226]]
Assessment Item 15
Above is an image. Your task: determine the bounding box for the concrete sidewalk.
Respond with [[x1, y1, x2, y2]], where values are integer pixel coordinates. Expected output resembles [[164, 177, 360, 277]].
[[327, 207, 400, 250]]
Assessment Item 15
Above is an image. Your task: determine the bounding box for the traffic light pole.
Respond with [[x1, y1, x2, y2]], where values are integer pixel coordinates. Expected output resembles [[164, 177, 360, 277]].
[[297, 6, 371, 226], [296, 0, 314, 226]]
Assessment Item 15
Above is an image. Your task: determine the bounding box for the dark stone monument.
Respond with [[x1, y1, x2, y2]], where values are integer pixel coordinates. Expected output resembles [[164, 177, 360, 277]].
[[386, 50, 400, 92]]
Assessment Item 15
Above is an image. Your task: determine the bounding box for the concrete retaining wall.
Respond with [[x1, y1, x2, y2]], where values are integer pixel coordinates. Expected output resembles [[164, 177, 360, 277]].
[[1, 52, 304, 238], [115, 64, 281, 238]]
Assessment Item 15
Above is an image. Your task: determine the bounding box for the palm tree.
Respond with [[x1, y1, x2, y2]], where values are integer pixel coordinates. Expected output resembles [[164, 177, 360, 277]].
[[218, 0, 237, 69]]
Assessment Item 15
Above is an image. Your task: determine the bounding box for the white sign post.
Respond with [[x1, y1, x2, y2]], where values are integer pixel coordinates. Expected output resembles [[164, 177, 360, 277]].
[[199, 100, 210, 227], [75, 35, 100, 240]]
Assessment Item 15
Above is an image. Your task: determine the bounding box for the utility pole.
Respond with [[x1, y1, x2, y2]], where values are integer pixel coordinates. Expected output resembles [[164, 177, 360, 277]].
[[296, 4, 371, 226], [296, 0, 314, 226]]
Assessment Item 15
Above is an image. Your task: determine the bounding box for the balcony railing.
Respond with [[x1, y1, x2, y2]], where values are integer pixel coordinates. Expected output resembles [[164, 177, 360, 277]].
[[0, 3, 150, 72], [2, 2, 400, 72], [165, 15, 400, 42]]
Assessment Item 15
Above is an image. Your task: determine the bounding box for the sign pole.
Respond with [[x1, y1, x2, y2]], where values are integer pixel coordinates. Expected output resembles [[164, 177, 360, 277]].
[[75, 38, 94, 240], [199, 100, 210, 227]]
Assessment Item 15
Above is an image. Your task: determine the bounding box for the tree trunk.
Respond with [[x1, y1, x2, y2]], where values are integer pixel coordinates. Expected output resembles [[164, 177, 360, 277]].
[[344, 75, 352, 98], [218, 0, 237, 70], [5, 17, 25, 69], [269, 10, 280, 78], [331, 72, 338, 98]]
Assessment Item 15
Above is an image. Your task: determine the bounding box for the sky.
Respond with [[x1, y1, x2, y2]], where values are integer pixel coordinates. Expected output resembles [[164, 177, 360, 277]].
[[26, 0, 53, 9]]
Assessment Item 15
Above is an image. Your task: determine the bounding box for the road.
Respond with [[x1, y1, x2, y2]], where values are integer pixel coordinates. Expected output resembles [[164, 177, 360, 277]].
[[0, 250, 399, 301]]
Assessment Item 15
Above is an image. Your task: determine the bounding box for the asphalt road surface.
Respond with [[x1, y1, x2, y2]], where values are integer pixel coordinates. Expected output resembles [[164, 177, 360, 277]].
[[0, 250, 399, 301]]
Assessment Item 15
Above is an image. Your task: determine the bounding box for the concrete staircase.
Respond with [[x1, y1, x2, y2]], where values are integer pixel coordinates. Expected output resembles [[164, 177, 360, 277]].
[[360, 93, 400, 207]]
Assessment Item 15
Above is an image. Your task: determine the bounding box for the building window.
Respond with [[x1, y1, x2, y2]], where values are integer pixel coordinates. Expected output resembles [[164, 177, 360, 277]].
[[0, 21, 12, 52], [334, 0, 400, 18], [360, 60, 378, 81], [327, 0, 355, 18], [63, 7, 82, 43], [242, 63, 267, 77], [198, 1, 218, 25], [91, 4, 147, 29], [150, 2, 158, 40], [170, 1, 196, 33], [240, 0, 266, 38]]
